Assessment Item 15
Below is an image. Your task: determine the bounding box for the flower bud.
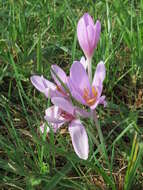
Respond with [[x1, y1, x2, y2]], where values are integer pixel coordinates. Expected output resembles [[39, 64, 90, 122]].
[[77, 13, 101, 58]]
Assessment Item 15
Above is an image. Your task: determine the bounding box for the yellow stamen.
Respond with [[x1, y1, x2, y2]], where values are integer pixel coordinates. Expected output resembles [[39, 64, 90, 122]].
[[92, 86, 98, 97], [83, 87, 98, 106], [56, 85, 66, 96]]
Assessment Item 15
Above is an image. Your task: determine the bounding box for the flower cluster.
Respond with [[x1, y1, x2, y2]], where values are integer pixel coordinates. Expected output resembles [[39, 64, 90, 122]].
[[31, 13, 106, 160]]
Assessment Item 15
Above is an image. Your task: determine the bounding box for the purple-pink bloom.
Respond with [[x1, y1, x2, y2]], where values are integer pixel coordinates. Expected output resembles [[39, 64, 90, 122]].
[[68, 61, 107, 110], [30, 65, 68, 98], [77, 13, 101, 59], [43, 97, 89, 160]]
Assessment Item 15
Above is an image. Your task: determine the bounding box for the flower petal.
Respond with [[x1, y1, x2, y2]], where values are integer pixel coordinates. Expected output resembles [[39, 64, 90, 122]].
[[92, 61, 106, 87], [44, 106, 65, 123], [98, 95, 107, 107], [87, 24, 96, 54], [77, 17, 90, 56], [94, 20, 101, 48], [70, 61, 90, 92], [67, 77, 86, 105], [51, 65, 67, 86], [80, 56, 88, 70], [51, 97, 75, 115], [69, 119, 89, 160], [90, 95, 107, 110], [30, 75, 56, 97], [83, 13, 94, 26], [71, 90, 86, 105], [40, 123, 50, 134]]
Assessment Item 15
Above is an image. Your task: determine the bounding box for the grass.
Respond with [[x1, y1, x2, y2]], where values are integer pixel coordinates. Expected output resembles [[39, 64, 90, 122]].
[[0, 0, 143, 189]]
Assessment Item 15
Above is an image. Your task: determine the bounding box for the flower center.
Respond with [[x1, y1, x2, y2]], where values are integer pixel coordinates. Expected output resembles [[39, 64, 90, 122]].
[[60, 110, 75, 121], [56, 85, 67, 96], [83, 86, 98, 106]]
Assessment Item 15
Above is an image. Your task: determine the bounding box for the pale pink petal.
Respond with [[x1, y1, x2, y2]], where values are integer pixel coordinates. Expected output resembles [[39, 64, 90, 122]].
[[87, 24, 96, 55], [30, 75, 56, 97], [40, 123, 50, 134], [90, 95, 107, 110], [80, 56, 88, 70], [30, 75, 45, 92], [44, 106, 65, 132], [44, 106, 65, 123], [98, 95, 107, 107], [70, 61, 90, 92], [69, 119, 89, 160], [92, 61, 106, 87], [94, 20, 101, 48], [51, 97, 75, 115], [70, 90, 86, 105], [31, 75, 56, 92], [77, 17, 89, 56], [96, 84, 103, 99], [83, 13, 94, 26], [67, 77, 86, 105], [51, 65, 67, 86]]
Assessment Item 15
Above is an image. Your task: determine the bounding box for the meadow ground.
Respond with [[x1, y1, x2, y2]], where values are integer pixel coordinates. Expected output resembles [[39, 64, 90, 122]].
[[0, 0, 143, 189]]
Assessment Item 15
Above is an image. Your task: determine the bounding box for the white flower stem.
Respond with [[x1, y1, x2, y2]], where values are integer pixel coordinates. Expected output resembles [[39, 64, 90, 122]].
[[87, 57, 92, 84]]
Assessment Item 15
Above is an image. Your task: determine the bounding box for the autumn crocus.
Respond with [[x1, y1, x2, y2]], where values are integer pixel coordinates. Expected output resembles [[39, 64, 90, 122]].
[[77, 13, 101, 82], [30, 65, 68, 98], [77, 13, 101, 59], [43, 97, 89, 160], [68, 61, 107, 110]]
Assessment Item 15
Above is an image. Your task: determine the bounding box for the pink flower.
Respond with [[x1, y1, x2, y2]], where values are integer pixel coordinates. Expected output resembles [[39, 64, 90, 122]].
[[43, 97, 89, 160], [77, 13, 101, 59], [68, 61, 107, 110], [30, 65, 68, 98]]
